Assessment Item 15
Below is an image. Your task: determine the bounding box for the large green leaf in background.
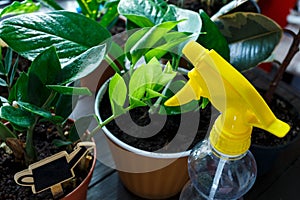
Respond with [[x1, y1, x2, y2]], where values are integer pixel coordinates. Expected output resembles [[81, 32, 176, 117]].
[[118, 0, 201, 40], [198, 10, 230, 61], [214, 12, 282, 71], [58, 44, 107, 84], [118, 0, 173, 27], [0, 11, 111, 64], [125, 21, 181, 66], [76, 0, 101, 20]]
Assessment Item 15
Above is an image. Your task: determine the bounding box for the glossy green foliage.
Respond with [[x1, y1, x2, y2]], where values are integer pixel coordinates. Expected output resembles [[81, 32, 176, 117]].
[[0, 0, 40, 18], [99, 0, 120, 28], [108, 58, 176, 116], [76, 0, 102, 20], [0, 11, 111, 65], [118, 0, 201, 42], [198, 10, 230, 61], [118, 0, 173, 27], [0, 122, 16, 140], [0, 43, 104, 142], [215, 12, 282, 71], [125, 21, 192, 67]]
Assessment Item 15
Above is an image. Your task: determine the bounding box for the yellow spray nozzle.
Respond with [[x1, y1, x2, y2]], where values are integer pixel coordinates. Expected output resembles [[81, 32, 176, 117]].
[[165, 41, 290, 155]]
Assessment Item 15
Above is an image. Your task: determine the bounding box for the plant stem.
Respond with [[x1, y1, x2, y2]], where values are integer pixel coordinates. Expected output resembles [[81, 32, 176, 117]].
[[25, 117, 38, 163], [87, 106, 132, 140], [42, 90, 57, 109], [87, 115, 115, 140], [264, 28, 300, 104], [148, 80, 172, 114], [105, 54, 122, 75], [56, 124, 67, 140]]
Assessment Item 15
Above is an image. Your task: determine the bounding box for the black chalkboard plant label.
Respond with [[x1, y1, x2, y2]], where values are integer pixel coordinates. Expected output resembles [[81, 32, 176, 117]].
[[14, 142, 95, 198]]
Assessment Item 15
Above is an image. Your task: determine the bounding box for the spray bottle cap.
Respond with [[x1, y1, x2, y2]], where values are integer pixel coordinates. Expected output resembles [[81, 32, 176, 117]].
[[165, 41, 290, 156]]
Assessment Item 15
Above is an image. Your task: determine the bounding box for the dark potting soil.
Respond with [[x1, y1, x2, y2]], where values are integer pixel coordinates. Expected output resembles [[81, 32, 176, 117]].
[[0, 121, 93, 200], [98, 89, 211, 153], [251, 93, 300, 147]]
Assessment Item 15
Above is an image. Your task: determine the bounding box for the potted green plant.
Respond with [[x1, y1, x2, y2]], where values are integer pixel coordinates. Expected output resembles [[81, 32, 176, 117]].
[[0, 6, 113, 200], [0, 46, 100, 199]]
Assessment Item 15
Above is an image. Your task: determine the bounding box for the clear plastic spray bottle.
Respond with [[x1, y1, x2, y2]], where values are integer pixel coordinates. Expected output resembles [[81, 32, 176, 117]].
[[165, 41, 290, 200]]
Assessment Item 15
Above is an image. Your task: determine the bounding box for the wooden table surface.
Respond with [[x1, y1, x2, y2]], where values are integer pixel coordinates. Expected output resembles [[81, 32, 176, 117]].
[[2, 1, 300, 199]]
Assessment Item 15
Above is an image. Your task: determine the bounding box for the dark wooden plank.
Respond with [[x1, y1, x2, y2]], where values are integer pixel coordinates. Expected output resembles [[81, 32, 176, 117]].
[[89, 160, 114, 187], [88, 172, 142, 200], [256, 157, 300, 200], [87, 171, 180, 200]]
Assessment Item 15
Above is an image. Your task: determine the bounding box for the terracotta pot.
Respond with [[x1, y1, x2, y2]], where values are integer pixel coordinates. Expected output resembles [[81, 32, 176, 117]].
[[62, 140, 96, 200], [94, 80, 192, 199]]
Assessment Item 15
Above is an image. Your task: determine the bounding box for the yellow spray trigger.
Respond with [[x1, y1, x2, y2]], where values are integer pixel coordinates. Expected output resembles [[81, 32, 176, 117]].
[[165, 41, 290, 156]]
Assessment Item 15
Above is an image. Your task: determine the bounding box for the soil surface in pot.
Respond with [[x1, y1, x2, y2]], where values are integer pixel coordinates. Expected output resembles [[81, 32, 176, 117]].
[[99, 89, 211, 153], [251, 93, 300, 147], [0, 121, 93, 200]]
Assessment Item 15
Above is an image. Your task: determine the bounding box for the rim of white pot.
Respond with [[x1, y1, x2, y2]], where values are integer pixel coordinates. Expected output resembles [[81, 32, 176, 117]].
[[94, 78, 191, 159]]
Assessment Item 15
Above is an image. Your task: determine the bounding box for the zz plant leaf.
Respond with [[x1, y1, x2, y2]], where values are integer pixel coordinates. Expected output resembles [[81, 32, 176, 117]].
[[0, 105, 35, 128], [16, 101, 64, 124], [47, 85, 92, 96]]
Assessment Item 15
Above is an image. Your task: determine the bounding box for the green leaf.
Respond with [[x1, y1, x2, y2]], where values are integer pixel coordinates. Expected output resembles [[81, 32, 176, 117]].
[[0, 122, 17, 141], [38, 0, 64, 10], [0, 11, 111, 64], [47, 85, 92, 96], [0, 106, 35, 128], [108, 41, 126, 70], [9, 56, 18, 87], [28, 46, 61, 85], [27, 46, 61, 106], [144, 31, 192, 62], [215, 12, 282, 71], [8, 72, 29, 102], [55, 94, 78, 121], [76, 0, 101, 20], [126, 21, 181, 66], [16, 101, 64, 123], [0, 78, 7, 87], [59, 44, 107, 84], [69, 115, 96, 142], [0, 0, 41, 18], [4, 47, 13, 75], [109, 73, 127, 116], [129, 58, 176, 107], [118, 0, 172, 27], [145, 88, 165, 99], [100, 1, 120, 28], [169, 5, 202, 41], [197, 10, 230, 61]]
